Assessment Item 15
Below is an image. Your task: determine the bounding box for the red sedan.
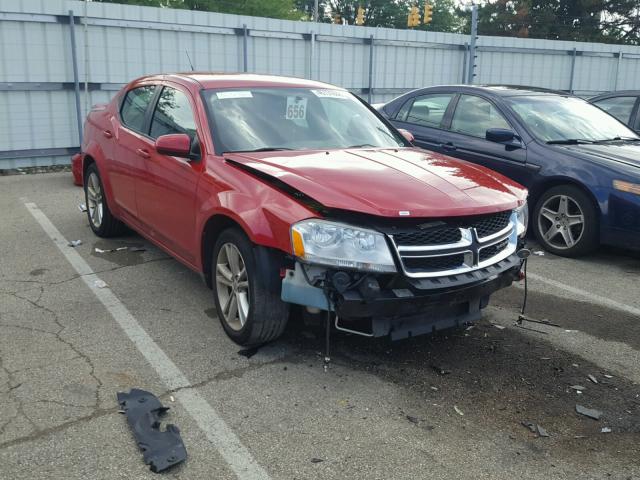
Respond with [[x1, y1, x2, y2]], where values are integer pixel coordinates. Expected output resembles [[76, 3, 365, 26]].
[[72, 73, 528, 345]]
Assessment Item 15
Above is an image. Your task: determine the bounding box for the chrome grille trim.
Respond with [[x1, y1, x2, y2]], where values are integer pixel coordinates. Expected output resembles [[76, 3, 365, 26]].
[[389, 211, 518, 279]]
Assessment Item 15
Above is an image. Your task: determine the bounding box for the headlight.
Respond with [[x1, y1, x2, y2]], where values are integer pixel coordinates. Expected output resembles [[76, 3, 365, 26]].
[[291, 219, 396, 273], [613, 180, 640, 195], [515, 201, 528, 237]]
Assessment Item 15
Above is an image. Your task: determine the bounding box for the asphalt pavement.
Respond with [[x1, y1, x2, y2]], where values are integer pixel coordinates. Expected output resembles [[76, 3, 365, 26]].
[[1, 172, 638, 479]]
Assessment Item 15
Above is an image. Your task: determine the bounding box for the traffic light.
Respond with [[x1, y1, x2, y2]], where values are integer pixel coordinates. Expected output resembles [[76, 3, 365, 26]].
[[355, 6, 365, 26], [424, 3, 433, 24], [407, 5, 420, 27]]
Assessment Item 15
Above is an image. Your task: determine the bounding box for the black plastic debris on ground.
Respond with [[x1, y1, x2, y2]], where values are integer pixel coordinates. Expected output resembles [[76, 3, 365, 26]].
[[117, 388, 187, 473]]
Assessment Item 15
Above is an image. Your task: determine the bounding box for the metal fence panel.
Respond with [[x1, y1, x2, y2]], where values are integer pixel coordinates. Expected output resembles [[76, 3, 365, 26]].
[[1, 0, 639, 168]]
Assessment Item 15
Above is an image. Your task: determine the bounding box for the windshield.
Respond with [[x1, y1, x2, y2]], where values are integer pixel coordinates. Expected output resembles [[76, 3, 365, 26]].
[[202, 87, 405, 153], [506, 95, 639, 143]]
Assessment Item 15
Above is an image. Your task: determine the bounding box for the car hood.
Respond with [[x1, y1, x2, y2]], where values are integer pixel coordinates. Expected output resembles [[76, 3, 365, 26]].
[[556, 141, 640, 170], [225, 148, 527, 218]]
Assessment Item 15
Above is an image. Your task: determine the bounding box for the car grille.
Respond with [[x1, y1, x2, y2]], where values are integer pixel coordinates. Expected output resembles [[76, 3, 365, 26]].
[[471, 211, 511, 239], [390, 210, 516, 278], [403, 254, 466, 272], [392, 227, 462, 246]]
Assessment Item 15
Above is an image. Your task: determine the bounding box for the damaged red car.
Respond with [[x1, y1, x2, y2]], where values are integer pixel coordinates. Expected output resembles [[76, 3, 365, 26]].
[[72, 73, 528, 346]]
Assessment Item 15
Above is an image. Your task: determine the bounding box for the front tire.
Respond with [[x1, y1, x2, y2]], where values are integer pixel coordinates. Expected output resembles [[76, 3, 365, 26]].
[[212, 228, 289, 346], [84, 163, 126, 237], [532, 185, 599, 256]]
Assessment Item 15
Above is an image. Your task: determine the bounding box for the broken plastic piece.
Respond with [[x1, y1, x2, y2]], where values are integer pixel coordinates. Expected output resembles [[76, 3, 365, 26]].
[[310, 458, 324, 463], [453, 405, 464, 416], [575, 404, 602, 420], [532, 250, 545, 256], [588, 374, 598, 384], [601, 427, 612, 433], [117, 388, 187, 473], [570, 385, 586, 391], [93, 279, 108, 288], [522, 421, 549, 437], [78, 203, 87, 212], [68, 239, 82, 247]]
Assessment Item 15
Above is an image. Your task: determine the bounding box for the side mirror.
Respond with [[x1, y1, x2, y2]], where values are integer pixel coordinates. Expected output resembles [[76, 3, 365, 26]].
[[155, 133, 192, 158], [398, 128, 415, 143], [486, 128, 516, 144]]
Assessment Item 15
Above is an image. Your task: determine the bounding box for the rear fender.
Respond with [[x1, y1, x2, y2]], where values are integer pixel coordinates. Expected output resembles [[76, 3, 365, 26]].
[[82, 140, 120, 216]]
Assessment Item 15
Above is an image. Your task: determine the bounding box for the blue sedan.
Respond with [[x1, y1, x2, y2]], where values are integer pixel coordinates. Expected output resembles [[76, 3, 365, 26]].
[[378, 85, 640, 256]]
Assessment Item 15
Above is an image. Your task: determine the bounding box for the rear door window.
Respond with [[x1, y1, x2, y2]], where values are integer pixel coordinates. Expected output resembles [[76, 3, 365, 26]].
[[120, 86, 156, 133], [149, 87, 197, 141], [592, 96, 637, 125], [396, 94, 454, 128], [450, 95, 510, 138]]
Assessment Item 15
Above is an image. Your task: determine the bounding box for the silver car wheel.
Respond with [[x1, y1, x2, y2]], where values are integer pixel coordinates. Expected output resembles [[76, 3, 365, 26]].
[[86, 172, 104, 228], [216, 243, 250, 331], [537, 194, 585, 250]]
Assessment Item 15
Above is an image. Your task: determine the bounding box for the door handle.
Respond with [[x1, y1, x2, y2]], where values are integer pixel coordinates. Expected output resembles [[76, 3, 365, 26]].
[[102, 130, 113, 139], [136, 148, 151, 159], [441, 142, 457, 151]]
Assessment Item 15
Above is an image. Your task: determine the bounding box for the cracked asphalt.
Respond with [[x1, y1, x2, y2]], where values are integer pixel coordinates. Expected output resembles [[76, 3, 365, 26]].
[[1, 172, 639, 479]]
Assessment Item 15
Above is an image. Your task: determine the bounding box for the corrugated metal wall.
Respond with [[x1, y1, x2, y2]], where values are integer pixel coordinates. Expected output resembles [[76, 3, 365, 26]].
[[1, 0, 639, 168]]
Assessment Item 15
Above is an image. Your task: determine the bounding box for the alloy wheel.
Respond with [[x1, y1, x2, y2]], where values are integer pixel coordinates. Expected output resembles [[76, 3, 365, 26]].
[[215, 243, 250, 331], [86, 172, 104, 228], [537, 194, 585, 250]]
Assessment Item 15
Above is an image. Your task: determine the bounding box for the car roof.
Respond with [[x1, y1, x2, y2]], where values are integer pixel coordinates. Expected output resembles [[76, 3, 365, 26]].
[[589, 90, 640, 101], [135, 72, 341, 91], [398, 84, 572, 99]]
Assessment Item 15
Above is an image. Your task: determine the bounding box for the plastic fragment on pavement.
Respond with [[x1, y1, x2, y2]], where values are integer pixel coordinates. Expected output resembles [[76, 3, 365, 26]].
[[601, 427, 612, 433], [588, 374, 598, 384], [536, 425, 549, 437], [570, 385, 586, 391], [532, 251, 545, 256], [310, 458, 324, 463], [78, 203, 87, 212], [117, 388, 187, 473], [603, 374, 613, 379], [93, 279, 108, 288], [453, 406, 464, 416], [575, 404, 603, 420], [68, 239, 82, 247], [493, 324, 506, 330]]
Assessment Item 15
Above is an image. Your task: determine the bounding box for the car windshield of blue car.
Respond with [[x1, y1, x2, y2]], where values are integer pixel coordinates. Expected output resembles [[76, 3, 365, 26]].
[[506, 95, 639, 144], [202, 88, 406, 154]]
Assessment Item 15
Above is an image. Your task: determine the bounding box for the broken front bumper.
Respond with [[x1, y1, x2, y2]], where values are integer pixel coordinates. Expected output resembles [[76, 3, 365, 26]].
[[282, 252, 522, 340]]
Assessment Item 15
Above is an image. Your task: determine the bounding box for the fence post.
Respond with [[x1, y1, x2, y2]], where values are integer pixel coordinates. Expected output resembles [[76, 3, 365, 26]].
[[569, 47, 577, 93], [243, 24, 248, 72], [466, 5, 478, 84], [613, 51, 622, 91], [68, 10, 83, 146], [462, 42, 468, 83], [367, 35, 374, 103], [309, 31, 315, 80]]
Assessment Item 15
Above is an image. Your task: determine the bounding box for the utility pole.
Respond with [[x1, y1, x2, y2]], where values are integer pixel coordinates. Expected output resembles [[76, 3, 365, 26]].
[[466, 4, 478, 84], [313, 0, 318, 22]]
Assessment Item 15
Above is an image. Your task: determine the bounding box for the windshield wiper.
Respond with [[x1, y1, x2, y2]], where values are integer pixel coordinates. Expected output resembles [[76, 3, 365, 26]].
[[346, 143, 376, 148], [592, 136, 640, 143], [226, 147, 294, 153], [546, 139, 595, 145]]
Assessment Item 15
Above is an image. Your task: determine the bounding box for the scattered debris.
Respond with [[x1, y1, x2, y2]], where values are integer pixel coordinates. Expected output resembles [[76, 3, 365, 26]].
[[521, 421, 549, 437], [117, 388, 187, 473], [237, 346, 260, 359], [406, 415, 420, 424], [129, 246, 147, 252], [95, 246, 129, 253], [572, 363, 579, 368], [570, 385, 586, 391], [493, 324, 506, 330], [78, 203, 87, 212], [430, 386, 438, 391], [576, 404, 603, 420], [601, 427, 612, 433], [453, 406, 464, 416], [603, 374, 613, 379], [68, 239, 82, 247], [310, 458, 324, 464], [93, 279, 108, 288], [540, 357, 551, 360], [532, 250, 545, 256], [430, 365, 451, 376], [588, 374, 598, 384], [465, 325, 475, 331], [169, 395, 175, 402]]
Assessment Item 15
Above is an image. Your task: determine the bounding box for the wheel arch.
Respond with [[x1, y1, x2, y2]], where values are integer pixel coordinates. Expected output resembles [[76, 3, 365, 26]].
[[201, 214, 250, 289], [529, 176, 602, 217]]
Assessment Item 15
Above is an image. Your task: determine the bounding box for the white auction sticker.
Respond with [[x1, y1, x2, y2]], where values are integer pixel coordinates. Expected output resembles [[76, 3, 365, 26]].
[[311, 89, 351, 99], [285, 96, 307, 120], [216, 91, 253, 99]]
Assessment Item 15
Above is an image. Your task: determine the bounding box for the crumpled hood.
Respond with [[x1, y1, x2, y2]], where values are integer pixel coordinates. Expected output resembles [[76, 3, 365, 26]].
[[555, 141, 640, 170], [225, 148, 527, 218]]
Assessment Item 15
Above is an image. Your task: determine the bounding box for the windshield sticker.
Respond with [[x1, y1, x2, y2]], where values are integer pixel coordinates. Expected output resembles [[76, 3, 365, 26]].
[[216, 91, 253, 99], [285, 96, 307, 120], [311, 89, 351, 99]]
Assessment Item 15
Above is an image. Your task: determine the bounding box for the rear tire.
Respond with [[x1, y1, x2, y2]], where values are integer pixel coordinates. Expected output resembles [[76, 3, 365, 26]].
[[532, 185, 599, 257], [84, 163, 126, 237], [212, 228, 289, 346]]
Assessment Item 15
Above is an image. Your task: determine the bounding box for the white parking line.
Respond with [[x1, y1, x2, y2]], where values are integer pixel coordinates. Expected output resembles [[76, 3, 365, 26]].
[[23, 201, 271, 480], [526, 272, 640, 318]]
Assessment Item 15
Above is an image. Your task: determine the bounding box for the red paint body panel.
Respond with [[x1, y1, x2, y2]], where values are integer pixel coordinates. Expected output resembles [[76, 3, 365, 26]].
[[76, 73, 527, 275]]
